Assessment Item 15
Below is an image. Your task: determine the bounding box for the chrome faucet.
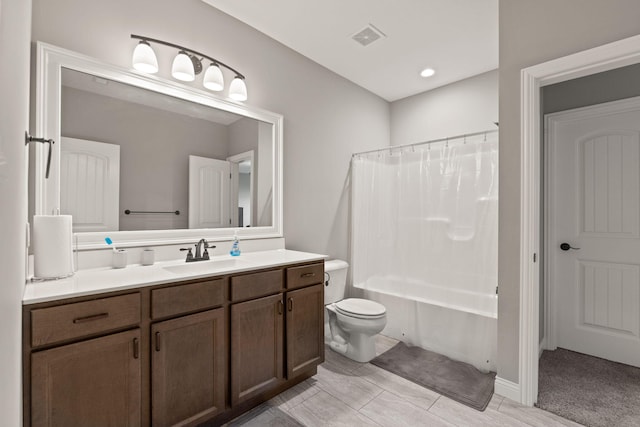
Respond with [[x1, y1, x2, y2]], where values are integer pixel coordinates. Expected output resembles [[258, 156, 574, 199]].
[[180, 239, 215, 262]]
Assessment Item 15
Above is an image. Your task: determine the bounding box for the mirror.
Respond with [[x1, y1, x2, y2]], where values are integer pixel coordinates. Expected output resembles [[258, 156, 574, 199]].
[[34, 42, 283, 249]]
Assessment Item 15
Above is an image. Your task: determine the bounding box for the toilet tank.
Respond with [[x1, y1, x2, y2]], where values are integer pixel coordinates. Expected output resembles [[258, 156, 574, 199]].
[[324, 259, 349, 304]]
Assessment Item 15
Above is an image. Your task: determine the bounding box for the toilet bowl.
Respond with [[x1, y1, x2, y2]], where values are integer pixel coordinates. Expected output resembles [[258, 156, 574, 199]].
[[324, 260, 387, 363]]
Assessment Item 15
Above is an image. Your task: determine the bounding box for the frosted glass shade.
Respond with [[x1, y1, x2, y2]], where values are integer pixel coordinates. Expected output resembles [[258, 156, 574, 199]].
[[172, 51, 195, 82], [229, 77, 248, 101], [203, 64, 224, 91], [132, 41, 158, 74]]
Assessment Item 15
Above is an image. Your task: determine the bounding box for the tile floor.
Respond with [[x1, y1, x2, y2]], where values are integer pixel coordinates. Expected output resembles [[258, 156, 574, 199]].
[[229, 335, 583, 426]]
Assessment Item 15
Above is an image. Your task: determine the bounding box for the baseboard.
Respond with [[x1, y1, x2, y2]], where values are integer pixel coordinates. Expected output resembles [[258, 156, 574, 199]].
[[539, 336, 546, 359], [494, 376, 520, 402]]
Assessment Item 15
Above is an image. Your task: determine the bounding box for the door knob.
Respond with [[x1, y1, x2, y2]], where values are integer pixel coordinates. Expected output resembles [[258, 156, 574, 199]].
[[560, 243, 580, 251]]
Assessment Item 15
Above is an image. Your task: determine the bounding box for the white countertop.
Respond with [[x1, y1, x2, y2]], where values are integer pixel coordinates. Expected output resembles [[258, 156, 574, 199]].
[[24, 249, 327, 305]]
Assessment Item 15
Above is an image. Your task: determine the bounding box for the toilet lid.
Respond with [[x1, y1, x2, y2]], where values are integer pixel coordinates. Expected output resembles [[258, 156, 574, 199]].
[[335, 298, 386, 318]]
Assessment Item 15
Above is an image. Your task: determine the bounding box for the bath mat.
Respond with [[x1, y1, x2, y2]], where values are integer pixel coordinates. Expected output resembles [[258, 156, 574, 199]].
[[537, 348, 640, 427], [370, 342, 495, 411]]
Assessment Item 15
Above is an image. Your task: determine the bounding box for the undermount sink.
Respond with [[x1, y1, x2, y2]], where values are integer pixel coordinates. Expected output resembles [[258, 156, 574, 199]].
[[163, 258, 246, 275]]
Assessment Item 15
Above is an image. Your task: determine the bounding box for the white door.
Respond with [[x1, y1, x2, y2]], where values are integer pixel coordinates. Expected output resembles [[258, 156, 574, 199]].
[[188, 155, 230, 229], [60, 137, 120, 232], [547, 97, 640, 367]]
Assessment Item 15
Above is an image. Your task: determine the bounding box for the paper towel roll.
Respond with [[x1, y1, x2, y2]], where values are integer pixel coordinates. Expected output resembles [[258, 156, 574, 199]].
[[33, 215, 74, 279]]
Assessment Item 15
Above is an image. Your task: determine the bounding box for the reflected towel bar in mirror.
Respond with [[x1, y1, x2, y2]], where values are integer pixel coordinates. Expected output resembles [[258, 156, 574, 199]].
[[124, 210, 180, 215]]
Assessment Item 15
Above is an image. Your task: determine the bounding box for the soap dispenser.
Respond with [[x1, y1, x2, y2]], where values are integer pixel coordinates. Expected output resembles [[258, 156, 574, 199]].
[[230, 233, 241, 256]]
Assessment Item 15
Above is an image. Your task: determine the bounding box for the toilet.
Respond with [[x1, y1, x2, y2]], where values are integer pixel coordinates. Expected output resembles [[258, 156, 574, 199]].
[[324, 259, 387, 362]]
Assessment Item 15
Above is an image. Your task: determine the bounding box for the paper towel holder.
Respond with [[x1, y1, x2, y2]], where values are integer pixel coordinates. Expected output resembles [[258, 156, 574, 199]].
[[25, 132, 55, 179]]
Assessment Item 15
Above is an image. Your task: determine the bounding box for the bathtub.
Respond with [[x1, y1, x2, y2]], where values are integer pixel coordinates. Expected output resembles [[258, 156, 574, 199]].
[[352, 275, 497, 372]]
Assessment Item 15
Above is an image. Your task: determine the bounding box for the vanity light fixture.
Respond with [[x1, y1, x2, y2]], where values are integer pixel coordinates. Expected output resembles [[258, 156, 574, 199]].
[[131, 34, 248, 101]]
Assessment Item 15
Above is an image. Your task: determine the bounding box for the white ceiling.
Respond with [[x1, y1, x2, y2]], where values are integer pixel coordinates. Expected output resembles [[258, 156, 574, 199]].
[[202, 0, 498, 102]]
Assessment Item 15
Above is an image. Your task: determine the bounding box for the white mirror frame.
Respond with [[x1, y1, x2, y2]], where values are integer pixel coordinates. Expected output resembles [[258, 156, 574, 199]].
[[34, 42, 283, 250]]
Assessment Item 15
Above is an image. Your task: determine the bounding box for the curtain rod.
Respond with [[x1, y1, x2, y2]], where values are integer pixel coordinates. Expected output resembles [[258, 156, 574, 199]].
[[352, 129, 498, 158]]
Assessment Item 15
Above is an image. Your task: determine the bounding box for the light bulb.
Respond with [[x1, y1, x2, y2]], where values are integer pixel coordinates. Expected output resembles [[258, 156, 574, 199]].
[[172, 51, 195, 82], [132, 41, 158, 74], [203, 64, 224, 91], [229, 76, 248, 101]]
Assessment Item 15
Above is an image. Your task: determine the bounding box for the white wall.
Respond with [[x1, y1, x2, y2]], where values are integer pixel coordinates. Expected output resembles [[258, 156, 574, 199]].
[[31, 0, 390, 262], [499, 0, 640, 384], [390, 70, 498, 145], [0, 0, 31, 424]]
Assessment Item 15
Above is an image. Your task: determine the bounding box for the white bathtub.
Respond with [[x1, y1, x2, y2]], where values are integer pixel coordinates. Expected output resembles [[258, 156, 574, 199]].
[[352, 276, 497, 372]]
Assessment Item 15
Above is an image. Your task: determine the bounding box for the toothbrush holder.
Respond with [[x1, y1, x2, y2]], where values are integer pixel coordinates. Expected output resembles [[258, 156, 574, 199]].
[[141, 248, 155, 266], [112, 249, 128, 269]]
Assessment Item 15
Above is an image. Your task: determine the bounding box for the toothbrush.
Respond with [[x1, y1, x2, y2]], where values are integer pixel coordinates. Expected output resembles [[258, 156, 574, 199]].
[[105, 237, 117, 252]]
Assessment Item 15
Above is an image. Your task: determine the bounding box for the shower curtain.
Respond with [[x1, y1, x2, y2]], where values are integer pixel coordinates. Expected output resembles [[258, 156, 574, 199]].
[[351, 131, 498, 316]]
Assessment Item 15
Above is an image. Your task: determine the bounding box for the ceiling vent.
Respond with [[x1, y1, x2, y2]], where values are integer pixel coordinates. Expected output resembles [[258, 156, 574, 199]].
[[351, 24, 386, 47]]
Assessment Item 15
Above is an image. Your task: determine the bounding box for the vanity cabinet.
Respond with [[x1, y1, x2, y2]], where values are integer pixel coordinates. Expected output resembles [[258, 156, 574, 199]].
[[231, 293, 284, 405], [27, 293, 143, 427], [150, 278, 227, 426], [285, 283, 325, 379], [151, 309, 226, 426], [230, 263, 325, 404], [24, 260, 324, 427], [229, 269, 285, 405]]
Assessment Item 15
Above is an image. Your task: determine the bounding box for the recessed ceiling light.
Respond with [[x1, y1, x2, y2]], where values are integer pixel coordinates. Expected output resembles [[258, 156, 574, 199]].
[[420, 68, 435, 78]]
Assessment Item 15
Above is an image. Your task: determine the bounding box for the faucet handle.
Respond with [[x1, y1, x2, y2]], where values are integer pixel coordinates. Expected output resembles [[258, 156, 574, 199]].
[[202, 245, 216, 260], [180, 247, 194, 262]]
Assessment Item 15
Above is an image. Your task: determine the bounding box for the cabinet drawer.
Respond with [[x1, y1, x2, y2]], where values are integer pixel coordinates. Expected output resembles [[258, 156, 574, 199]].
[[230, 269, 283, 302], [31, 293, 140, 347], [286, 263, 324, 290], [152, 278, 226, 319]]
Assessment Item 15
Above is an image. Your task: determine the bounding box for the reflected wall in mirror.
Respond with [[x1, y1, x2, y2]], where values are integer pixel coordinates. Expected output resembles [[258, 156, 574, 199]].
[[60, 68, 273, 232], [34, 42, 283, 249]]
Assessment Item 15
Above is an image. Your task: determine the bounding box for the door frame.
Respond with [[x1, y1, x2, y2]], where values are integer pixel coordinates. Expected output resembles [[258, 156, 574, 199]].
[[519, 34, 640, 406], [227, 150, 254, 227]]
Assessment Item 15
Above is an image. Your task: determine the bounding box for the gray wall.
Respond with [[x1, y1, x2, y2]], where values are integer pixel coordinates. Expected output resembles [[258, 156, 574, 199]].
[[32, 0, 390, 262], [543, 63, 640, 114], [499, 0, 640, 383], [391, 70, 498, 145], [61, 87, 230, 231], [0, 0, 31, 423]]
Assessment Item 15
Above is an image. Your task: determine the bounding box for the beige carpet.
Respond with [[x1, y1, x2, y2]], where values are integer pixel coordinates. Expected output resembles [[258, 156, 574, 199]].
[[537, 348, 640, 427]]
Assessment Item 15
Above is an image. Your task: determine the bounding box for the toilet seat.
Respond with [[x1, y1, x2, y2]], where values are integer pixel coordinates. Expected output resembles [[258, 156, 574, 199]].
[[335, 298, 386, 319]]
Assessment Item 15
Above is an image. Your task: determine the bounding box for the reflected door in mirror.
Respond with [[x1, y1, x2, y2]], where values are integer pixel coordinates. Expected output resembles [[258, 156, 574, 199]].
[[60, 137, 120, 232], [189, 155, 231, 229]]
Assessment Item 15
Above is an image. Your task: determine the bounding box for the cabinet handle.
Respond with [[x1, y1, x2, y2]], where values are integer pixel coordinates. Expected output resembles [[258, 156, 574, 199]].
[[155, 332, 161, 352], [301, 272, 315, 278], [73, 312, 109, 323], [133, 338, 139, 359], [278, 300, 283, 315], [288, 298, 293, 312]]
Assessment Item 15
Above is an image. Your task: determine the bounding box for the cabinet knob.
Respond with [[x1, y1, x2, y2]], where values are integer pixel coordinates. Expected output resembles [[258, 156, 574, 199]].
[[155, 332, 161, 352], [288, 298, 293, 312], [277, 300, 283, 315]]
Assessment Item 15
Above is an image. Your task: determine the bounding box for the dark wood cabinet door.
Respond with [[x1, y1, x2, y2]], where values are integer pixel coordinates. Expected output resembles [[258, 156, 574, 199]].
[[286, 284, 324, 379], [151, 308, 226, 427], [231, 293, 284, 405], [31, 329, 141, 427]]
